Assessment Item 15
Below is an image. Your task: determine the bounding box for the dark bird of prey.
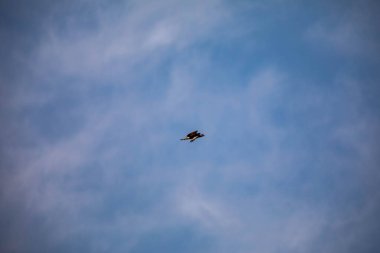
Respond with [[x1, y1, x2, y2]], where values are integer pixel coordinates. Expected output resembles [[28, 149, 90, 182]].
[[180, 130, 205, 142]]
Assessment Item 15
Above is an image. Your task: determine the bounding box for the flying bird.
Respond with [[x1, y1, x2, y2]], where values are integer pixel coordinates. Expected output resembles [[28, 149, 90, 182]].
[[180, 130, 205, 142]]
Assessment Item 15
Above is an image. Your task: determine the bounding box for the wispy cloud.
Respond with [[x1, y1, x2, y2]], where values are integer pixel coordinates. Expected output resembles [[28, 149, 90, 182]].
[[1, 0, 380, 253], [305, 1, 380, 58]]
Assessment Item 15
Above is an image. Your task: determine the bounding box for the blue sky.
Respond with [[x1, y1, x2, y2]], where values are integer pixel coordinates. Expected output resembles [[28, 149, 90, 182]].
[[1, 0, 379, 252]]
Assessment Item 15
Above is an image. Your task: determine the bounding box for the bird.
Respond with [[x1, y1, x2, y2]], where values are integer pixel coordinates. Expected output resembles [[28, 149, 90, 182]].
[[180, 130, 205, 142]]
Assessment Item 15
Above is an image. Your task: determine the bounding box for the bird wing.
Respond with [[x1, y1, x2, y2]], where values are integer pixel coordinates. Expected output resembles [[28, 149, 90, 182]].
[[187, 130, 198, 138]]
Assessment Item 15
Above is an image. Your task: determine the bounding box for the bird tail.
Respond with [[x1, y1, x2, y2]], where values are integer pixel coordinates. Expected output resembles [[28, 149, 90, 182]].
[[180, 138, 187, 140]]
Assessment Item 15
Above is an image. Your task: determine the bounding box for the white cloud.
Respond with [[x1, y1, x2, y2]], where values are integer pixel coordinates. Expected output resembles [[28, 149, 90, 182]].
[[174, 178, 239, 232], [2, 1, 379, 252], [32, 0, 232, 79]]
